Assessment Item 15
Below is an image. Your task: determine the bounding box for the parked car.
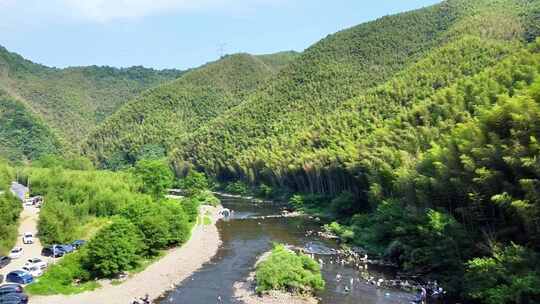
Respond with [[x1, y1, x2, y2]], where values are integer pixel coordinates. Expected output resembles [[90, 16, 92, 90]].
[[0, 284, 23, 295], [8, 248, 22, 259], [41, 245, 64, 258], [5, 271, 33, 285], [24, 258, 47, 270], [0, 256, 11, 269], [22, 233, 33, 245], [21, 266, 42, 278], [71, 240, 86, 249], [0, 292, 28, 304], [57, 244, 75, 254]]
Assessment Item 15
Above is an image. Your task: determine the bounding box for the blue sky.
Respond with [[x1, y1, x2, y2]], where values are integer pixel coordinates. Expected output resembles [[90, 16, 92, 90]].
[[0, 0, 441, 70]]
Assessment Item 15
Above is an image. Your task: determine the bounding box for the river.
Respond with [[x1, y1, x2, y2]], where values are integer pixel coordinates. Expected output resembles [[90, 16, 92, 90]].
[[159, 195, 414, 304]]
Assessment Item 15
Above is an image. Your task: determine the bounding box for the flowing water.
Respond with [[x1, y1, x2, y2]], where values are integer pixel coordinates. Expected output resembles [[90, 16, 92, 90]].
[[159, 196, 414, 304]]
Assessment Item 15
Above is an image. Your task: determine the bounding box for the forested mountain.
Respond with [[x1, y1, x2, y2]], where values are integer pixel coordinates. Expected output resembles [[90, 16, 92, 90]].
[[0, 45, 182, 147], [172, 0, 532, 181], [2, 0, 540, 301], [83, 51, 299, 168], [158, 0, 538, 300], [0, 89, 63, 161]]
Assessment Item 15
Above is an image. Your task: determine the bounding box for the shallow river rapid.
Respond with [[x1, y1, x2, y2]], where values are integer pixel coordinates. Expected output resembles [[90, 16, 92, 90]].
[[159, 196, 414, 304]]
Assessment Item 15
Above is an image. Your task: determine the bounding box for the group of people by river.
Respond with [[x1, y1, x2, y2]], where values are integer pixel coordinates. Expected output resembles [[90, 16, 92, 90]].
[[300, 240, 447, 303], [131, 294, 150, 304]]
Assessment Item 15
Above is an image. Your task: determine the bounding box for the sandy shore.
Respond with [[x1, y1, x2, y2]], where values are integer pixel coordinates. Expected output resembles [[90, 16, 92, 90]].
[[31, 205, 223, 304]]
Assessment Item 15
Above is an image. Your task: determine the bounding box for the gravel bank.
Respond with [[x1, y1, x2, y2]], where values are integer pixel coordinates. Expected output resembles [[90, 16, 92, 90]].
[[233, 271, 319, 304]]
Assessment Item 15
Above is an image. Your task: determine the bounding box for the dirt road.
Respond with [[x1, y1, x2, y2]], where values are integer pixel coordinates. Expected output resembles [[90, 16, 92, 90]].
[[0, 205, 55, 279]]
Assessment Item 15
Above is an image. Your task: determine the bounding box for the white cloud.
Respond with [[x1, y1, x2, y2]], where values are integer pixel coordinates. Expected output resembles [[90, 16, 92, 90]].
[[12, 0, 286, 23]]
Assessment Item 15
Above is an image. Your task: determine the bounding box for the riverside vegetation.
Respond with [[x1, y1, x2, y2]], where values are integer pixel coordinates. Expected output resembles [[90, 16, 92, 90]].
[[255, 244, 324, 296], [0, 0, 538, 302], [21, 156, 213, 295]]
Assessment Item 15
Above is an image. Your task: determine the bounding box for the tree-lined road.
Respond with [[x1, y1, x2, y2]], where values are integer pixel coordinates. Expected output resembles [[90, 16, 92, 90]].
[[1, 183, 55, 283], [0, 205, 54, 281]]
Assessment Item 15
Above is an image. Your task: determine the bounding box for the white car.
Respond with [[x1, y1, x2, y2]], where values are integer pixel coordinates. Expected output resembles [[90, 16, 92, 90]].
[[22, 265, 43, 277], [25, 258, 48, 270], [8, 247, 23, 259], [22, 232, 34, 244]]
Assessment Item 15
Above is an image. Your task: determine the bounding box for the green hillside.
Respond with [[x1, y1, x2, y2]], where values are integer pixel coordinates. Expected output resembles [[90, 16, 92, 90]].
[[172, 0, 532, 180], [160, 0, 540, 299], [209, 36, 521, 193], [3, 0, 539, 300], [0, 46, 182, 146], [83, 52, 299, 169], [0, 89, 63, 162]]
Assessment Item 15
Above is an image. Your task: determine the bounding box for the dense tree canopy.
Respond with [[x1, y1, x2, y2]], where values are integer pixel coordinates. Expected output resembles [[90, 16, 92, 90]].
[[0, 91, 63, 162], [0, 45, 182, 146], [83, 52, 299, 168]]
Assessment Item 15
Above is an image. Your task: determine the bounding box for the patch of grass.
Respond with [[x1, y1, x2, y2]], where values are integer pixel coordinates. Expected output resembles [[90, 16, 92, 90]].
[[203, 216, 212, 225], [26, 251, 100, 295], [74, 217, 112, 241]]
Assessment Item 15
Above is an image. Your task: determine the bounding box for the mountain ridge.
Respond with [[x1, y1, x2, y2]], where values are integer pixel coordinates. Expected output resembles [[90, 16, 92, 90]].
[[83, 51, 300, 168]]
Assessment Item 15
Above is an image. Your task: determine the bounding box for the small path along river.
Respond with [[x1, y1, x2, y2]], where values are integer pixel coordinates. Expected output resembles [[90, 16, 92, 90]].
[[159, 195, 414, 304]]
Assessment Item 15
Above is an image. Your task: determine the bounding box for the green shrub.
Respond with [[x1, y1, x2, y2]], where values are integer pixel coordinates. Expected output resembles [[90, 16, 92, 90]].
[[26, 250, 97, 295], [323, 222, 354, 243], [138, 214, 170, 256], [255, 184, 273, 199], [83, 218, 143, 278], [289, 193, 330, 213], [119, 198, 193, 256], [159, 200, 192, 245], [224, 181, 249, 195], [289, 195, 304, 209], [255, 244, 325, 295]]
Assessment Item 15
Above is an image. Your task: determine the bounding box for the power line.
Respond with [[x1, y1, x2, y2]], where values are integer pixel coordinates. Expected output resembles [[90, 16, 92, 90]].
[[218, 43, 227, 58]]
